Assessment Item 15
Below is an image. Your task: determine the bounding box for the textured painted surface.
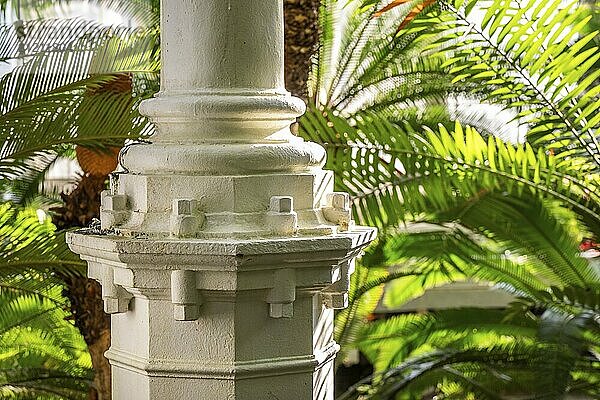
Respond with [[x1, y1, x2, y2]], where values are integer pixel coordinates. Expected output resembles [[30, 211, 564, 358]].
[[68, 0, 376, 398]]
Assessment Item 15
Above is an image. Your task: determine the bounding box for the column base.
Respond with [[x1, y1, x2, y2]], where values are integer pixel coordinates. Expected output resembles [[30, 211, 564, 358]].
[[67, 227, 375, 400]]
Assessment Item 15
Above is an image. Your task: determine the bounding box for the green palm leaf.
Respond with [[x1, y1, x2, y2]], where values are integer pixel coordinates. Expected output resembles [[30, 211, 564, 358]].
[[311, 0, 488, 132], [300, 106, 600, 235], [0, 204, 85, 278], [0, 205, 90, 399], [0, 18, 159, 202], [425, 0, 600, 170], [2, 0, 159, 26]]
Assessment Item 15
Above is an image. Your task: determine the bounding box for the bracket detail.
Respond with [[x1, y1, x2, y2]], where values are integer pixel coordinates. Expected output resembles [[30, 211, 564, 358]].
[[170, 199, 205, 238], [100, 266, 133, 314], [266, 196, 298, 236], [100, 190, 129, 230], [322, 192, 353, 232], [322, 260, 354, 309], [267, 269, 296, 318], [171, 270, 202, 321]]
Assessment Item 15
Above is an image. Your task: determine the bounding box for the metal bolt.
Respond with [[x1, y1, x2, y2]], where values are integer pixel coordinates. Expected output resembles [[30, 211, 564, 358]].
[[327, 192, 350, 210], [104, 297, 131, 314], [269, 303, 294, 318], [173, 199, 198, 216], [101, 190, 127, 212], [269, 196, 293, 213]]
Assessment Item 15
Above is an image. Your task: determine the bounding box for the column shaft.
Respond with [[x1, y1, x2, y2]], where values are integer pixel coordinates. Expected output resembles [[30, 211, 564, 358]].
[[161, 0, 285, 92]]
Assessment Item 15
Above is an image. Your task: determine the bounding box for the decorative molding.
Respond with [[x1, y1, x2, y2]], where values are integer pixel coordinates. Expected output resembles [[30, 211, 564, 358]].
[[106, 349, 327, 380]]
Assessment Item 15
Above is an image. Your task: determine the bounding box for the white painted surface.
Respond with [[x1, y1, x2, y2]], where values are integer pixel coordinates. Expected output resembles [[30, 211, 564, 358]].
[[68, 0, 376, 398]]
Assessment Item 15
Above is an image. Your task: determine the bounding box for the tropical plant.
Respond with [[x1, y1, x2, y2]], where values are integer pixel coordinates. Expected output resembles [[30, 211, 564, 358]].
[[337, 191, 600, 399], [0, 2, 160, 398], [0, 18, 159, 201], [3, 0, 600, 398], [308, 0, 517, 138], [0, 204, 91, 399], [298, 0, 600, 398]]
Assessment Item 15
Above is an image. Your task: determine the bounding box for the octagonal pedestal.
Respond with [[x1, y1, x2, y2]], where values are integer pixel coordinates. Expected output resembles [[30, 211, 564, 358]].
[[68, 228, 375, 400]]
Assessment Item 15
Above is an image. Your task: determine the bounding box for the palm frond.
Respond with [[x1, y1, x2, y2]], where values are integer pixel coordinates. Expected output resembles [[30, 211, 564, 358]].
[[0, 204, 85, 278], [311, 0, 480, 124], [456, 194, 599, 287], [425, 0, 600, 170], [0, 18, 159, 202], [2, 0, 159, 26], [335, 260, 420, 363], [339, 341, 543, 400], [0, 291, 92, 400], [0, 204, 90, 397], [299, 106, 600, 235]]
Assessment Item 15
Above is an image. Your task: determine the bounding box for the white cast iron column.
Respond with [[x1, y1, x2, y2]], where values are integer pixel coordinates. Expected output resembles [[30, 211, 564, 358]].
[[67, 1, 376, 399]]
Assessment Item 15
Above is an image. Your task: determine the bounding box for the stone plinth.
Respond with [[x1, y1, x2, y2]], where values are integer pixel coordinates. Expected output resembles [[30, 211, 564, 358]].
[[68, 228, 375, 399]]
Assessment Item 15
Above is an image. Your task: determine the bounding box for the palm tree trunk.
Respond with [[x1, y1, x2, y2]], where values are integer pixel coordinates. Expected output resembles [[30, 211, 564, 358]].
[[52, 174, 111, 400], [63, 274, 111, 400], [284, 0, 321, 100]]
